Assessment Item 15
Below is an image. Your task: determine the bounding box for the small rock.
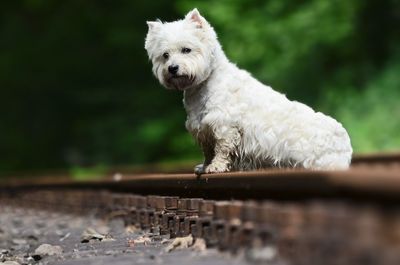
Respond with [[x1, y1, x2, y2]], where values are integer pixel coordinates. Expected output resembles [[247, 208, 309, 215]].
[[135, 236, 151, 245], [94, 225, 110, 235], [125, 225, 138, 234], [101, 235, 115, 242], [34, 244, 63, 256], [81, 228, 114, 243], [246, 245, 278, 262], [165, 235, 194, 252], [191, 238, 207, 252], [11, 239, 27, 245], [1, 261, 20, 265]]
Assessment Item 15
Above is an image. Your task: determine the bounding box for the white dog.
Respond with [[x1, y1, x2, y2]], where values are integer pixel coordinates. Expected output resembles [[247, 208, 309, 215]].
[[145, 8, 352, 174]]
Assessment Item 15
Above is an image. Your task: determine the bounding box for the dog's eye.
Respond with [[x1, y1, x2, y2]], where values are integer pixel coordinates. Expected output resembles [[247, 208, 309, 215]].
[[163, 52, 169, 59], [181, 47, 191, 54]]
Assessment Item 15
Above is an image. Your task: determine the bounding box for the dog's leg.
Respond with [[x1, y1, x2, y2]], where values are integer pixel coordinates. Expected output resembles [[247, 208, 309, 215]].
[[194, 140, 215, 175], [204, 127, 240, 174]]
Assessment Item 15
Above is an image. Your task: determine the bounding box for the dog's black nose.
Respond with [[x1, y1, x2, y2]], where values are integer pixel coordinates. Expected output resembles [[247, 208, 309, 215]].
[[168, 65, 179, 75]]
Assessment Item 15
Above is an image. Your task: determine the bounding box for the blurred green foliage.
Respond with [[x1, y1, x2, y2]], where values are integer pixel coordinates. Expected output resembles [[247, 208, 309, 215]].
[[0, 0, 399, 174]]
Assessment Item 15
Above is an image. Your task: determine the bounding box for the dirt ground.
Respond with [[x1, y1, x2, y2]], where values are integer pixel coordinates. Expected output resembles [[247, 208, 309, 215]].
[[0, 205, 261, 265]]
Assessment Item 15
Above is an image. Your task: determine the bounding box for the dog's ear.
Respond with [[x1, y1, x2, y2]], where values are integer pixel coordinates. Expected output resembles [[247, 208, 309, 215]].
[[147, 21, 161, 31], [185, 8, 207, 28]]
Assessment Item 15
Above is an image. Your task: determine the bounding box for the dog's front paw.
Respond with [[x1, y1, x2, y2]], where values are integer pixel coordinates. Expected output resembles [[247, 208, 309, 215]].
[[205, 161, 230, 174], [194, 164, 205, 175]]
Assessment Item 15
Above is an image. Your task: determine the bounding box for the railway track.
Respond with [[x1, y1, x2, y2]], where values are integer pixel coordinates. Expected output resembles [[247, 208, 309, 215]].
[[1, 153, 400, 264]]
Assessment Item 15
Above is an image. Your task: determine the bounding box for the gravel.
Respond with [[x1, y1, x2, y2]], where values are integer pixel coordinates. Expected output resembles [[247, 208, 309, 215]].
[[0, 205, 251, 265]]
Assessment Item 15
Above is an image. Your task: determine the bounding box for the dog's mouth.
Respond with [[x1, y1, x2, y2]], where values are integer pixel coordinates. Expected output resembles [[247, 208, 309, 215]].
[[166, 75, 195, 91]]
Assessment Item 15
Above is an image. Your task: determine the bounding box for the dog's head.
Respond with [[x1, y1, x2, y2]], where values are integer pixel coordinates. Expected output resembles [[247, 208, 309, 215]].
[[145, 9, 218, 91]]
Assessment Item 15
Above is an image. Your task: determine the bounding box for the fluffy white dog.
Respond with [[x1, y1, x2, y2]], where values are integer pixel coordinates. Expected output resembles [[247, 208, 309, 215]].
[[145, 8, 352, 174]]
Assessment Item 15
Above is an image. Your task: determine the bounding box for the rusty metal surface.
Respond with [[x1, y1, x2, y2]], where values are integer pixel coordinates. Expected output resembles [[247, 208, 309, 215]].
[[352, 152, 400, 164], [1, 153, 400, 201]]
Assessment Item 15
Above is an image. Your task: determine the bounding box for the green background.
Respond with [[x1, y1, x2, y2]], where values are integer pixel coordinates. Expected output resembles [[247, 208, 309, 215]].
[[1, 0, 399, 175]]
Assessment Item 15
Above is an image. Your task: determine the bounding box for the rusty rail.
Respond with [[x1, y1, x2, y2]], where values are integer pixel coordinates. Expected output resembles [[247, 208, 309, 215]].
[[2, 160, 400, 201]]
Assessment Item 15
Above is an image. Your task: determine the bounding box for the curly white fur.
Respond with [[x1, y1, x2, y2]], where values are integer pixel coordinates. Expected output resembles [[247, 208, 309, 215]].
[[145, 9, 352, 174]]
